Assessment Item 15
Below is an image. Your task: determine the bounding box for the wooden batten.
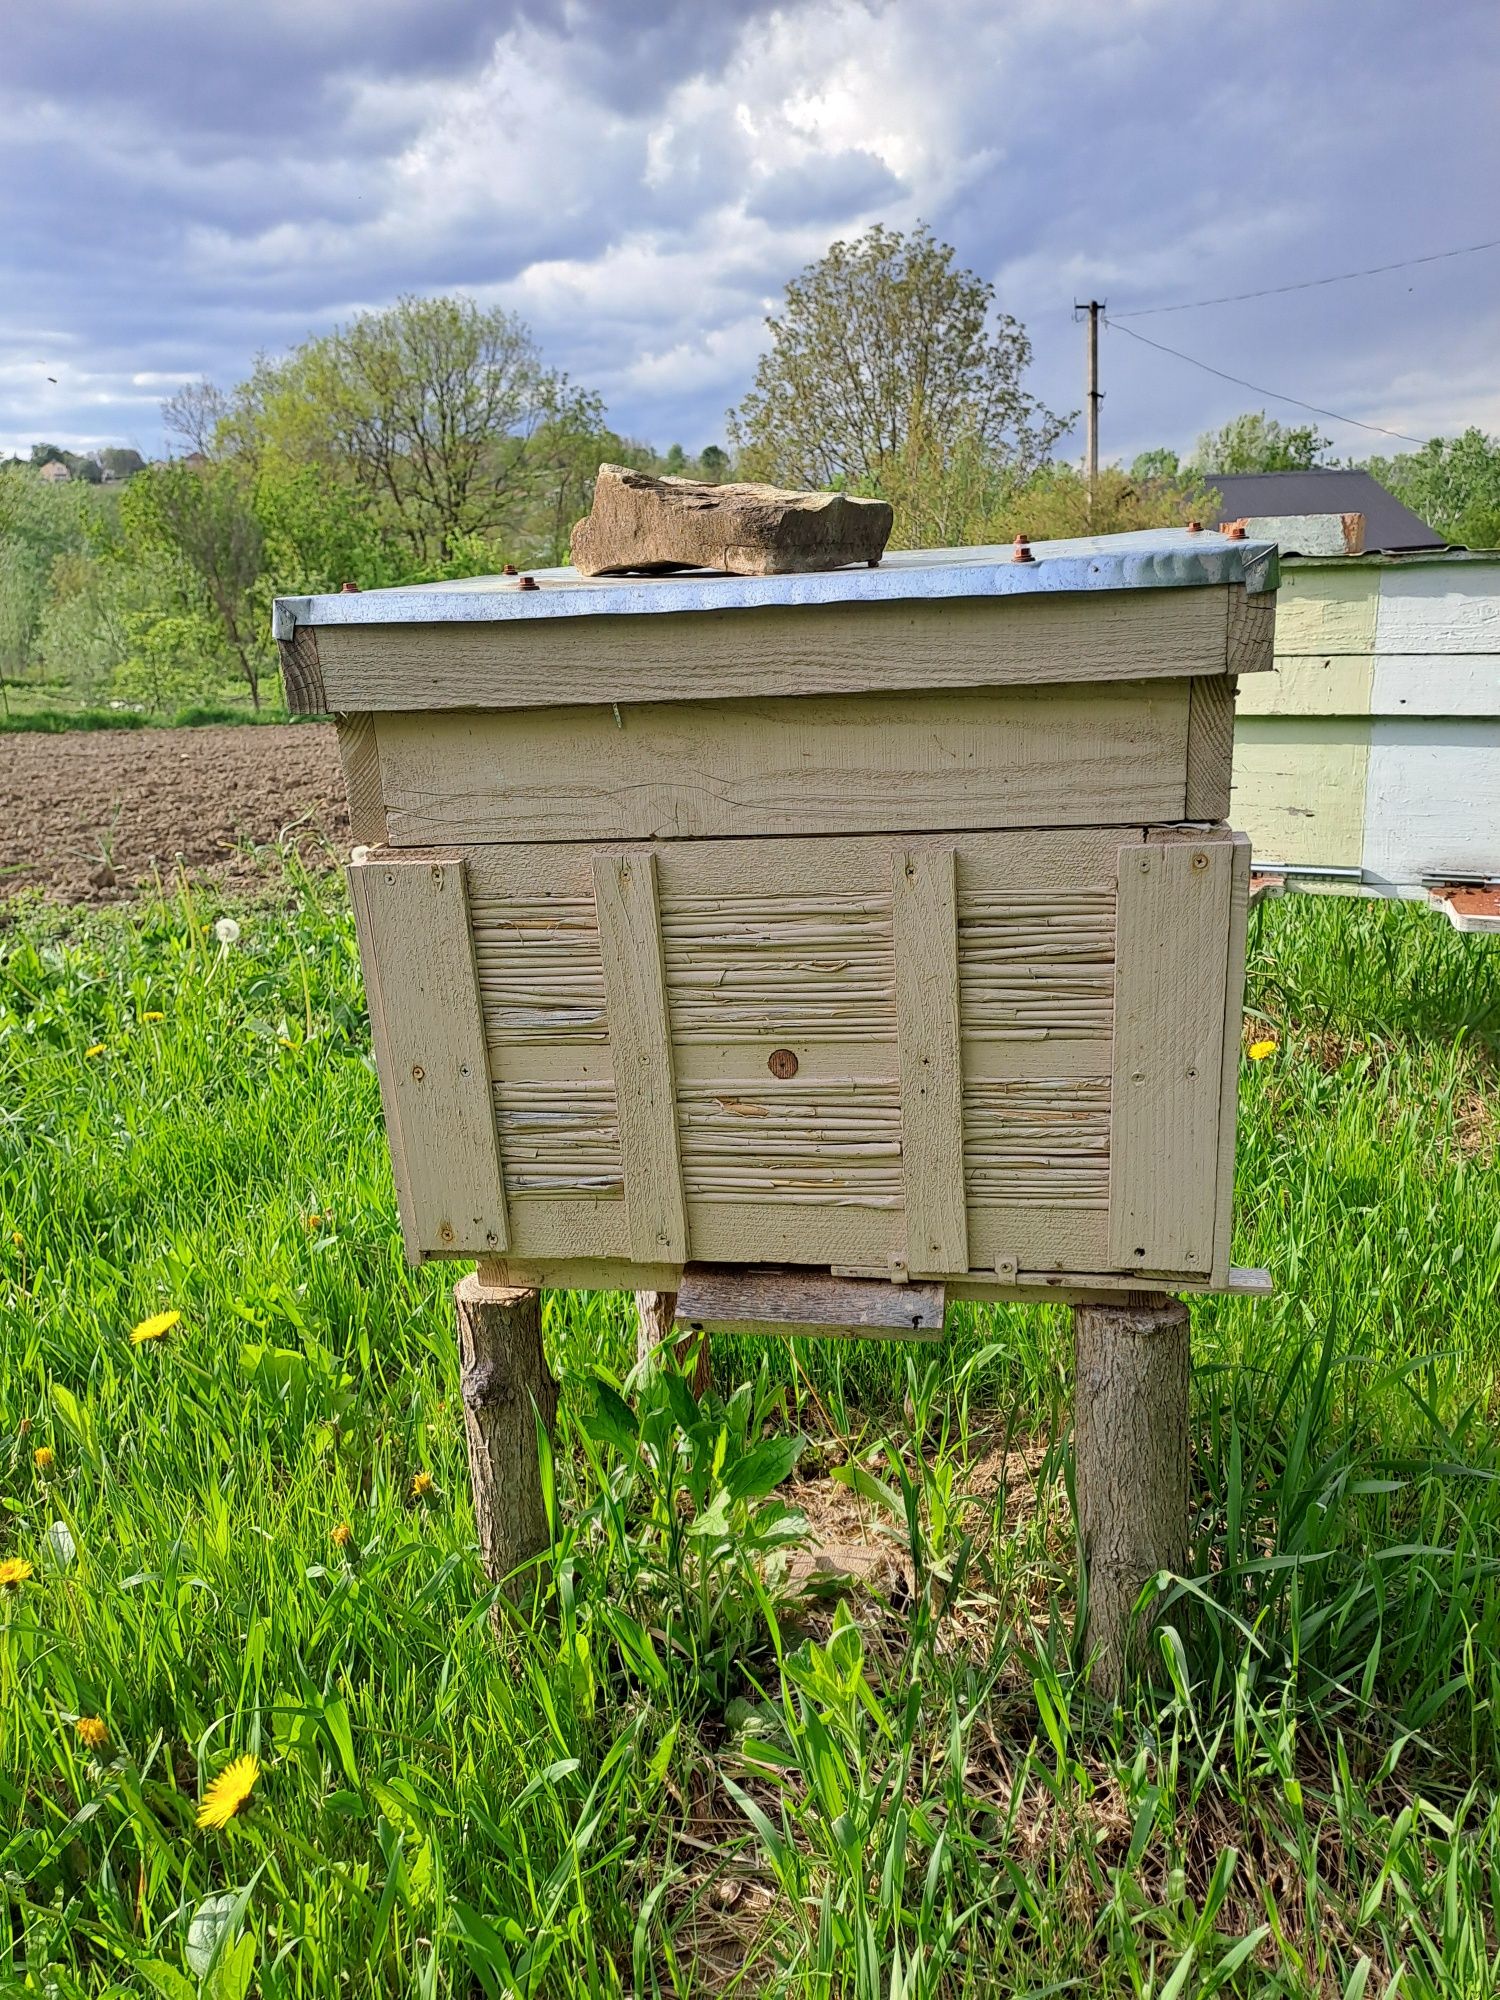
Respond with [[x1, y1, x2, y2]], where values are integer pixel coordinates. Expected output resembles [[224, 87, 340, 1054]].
[[1210, 833, 1251, 1286], [891, 845, 967, 1276], [675, 1265, 946, 1343], [347, 854, 509, 1262], [591, 849, 689, 1262], [1107, 836, 1233, 1278]]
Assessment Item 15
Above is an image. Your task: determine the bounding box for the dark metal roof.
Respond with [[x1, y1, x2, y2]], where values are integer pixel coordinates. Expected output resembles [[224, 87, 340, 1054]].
[[1207, 469, 1448, 553]]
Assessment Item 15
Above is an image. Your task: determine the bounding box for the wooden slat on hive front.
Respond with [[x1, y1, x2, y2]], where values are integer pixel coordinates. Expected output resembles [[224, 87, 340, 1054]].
[[347, 855, 508, 1262], [891, 846, 967, 1277], [1209, 833, 1251, 1286], [591, 849, 689, 1262], [1107, 836, 1233, 1279]]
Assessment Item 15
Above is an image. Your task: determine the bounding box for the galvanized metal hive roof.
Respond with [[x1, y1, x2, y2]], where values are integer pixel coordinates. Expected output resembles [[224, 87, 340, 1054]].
[[272, 527, 1277, 641]]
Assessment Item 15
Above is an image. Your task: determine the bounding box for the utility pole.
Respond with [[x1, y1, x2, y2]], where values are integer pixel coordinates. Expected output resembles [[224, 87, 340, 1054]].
[[1073, 300, 1104, 517]]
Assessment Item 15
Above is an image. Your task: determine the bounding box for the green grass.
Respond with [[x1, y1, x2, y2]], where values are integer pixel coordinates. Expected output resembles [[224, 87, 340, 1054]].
[[2, 867, 1499, 1996], [0, 677, 295, 731]]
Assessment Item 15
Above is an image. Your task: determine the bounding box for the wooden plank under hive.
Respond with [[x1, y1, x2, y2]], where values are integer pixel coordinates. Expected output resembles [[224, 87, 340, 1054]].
[[676, 1266, 946, 1343]]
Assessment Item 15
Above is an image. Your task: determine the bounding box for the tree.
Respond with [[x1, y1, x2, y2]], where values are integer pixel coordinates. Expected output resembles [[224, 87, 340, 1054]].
[[1129, 446, 1182, 484], [1363, 429, 1500, 549], [162, 379, 230, 459], [728, 224, 1067, 496], [699, 445, 730, 483], [233, 295, 566, 566], [119, 461, 269, 707], [0, 464, 102, 699], [99, 447, 146, 481], [1191, 410, 1331, 474]]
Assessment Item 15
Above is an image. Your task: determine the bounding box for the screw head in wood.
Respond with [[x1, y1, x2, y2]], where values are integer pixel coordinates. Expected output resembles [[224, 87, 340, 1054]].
[[439, 1222, 455, 1245], [768, 1048, 799, 1079], [411, 1063, 426, 1083], [1191, 850, 1209, 871]]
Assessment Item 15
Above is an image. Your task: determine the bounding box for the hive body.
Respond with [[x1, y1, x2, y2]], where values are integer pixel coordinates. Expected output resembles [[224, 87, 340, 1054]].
[[276, 529, 1276, 1305]]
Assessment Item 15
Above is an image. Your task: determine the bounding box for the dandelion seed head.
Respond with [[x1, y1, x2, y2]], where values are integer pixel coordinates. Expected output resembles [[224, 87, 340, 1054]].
[[214, 918, 241, 946]]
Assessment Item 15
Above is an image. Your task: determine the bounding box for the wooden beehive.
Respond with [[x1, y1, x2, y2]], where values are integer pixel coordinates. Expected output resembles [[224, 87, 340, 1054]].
[[1232, 547, 1500, 930], [275, 529, 1276, 1308]]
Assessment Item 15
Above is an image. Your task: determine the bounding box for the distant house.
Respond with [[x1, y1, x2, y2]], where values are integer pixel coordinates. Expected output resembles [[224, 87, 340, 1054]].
[[37, 459, 70, 483], [1209, 468, 1447, 554]]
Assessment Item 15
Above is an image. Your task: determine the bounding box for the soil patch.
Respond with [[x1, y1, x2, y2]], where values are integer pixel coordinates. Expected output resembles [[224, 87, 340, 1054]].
[[0, 723, 348, 904]]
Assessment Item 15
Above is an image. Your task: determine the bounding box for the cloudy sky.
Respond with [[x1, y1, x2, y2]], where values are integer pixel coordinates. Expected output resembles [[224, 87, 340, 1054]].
[[5, 0, 1499, 469]]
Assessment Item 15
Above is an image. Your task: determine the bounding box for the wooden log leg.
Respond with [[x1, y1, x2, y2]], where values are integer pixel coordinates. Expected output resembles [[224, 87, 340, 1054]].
[[455, 1275, 558, 1600], [1072, 1294, 1190, 1698], [634, 1289, 711, 1396]]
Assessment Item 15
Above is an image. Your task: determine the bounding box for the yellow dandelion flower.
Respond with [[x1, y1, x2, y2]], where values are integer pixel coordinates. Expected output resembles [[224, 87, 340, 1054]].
[[303, 1212, 322, 1231], [1248, 1039, 1278, 1062], [33, 1445, 54, 1472], [10, 1231, 22, 1249], [410, 1471, 436, 1500], [85, 1043, 107, 1059], [130, 1309, 181, 1345], [75, 1716, 108, 1751], [142, 1011, 165, 1022], [197, 1753, 259, 1831], [0, 1557, 34, 1589], [330, 1521, 354, 1548]]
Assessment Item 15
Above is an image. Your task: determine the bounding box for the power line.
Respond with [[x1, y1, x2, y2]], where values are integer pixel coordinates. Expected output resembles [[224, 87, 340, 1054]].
[[1111, 235, 1500, 319], [1103, 317, 1427, 446]]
